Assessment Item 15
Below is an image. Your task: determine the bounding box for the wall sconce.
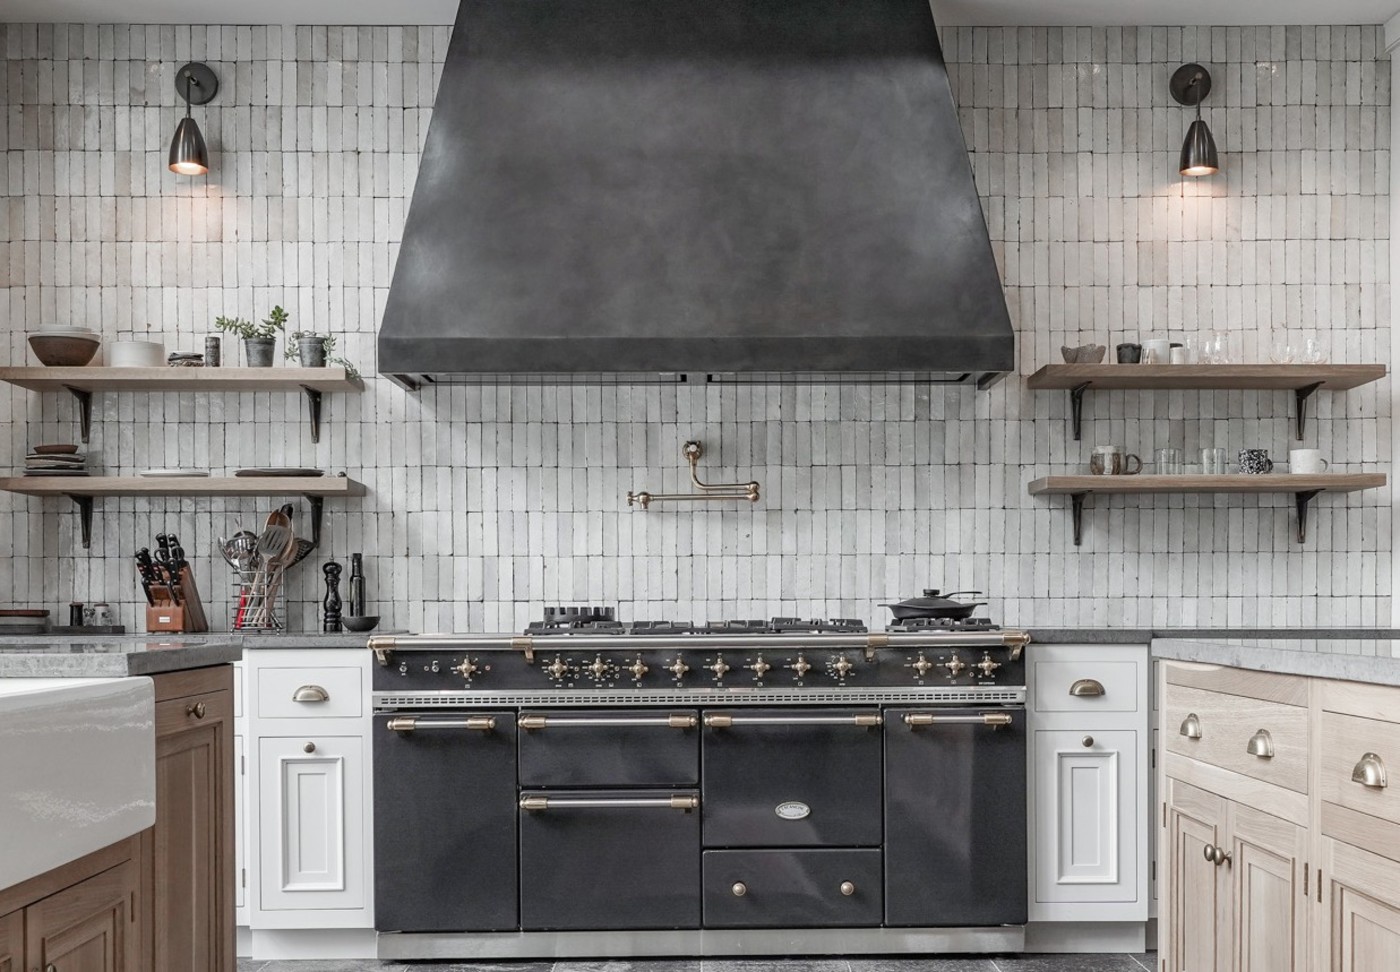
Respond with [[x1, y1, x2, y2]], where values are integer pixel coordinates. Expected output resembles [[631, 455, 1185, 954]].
[[1170, 63, 1218, 177], [168, 62, 219, 176]]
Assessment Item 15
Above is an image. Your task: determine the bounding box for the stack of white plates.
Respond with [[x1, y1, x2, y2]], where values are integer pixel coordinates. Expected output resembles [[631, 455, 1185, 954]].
[[37, 326, 100, 339]]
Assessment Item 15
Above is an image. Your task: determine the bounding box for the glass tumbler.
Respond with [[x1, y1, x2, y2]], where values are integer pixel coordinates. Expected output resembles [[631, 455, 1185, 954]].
[[1156, 448, 1184, 475], [1201, 448, 1227, 475]]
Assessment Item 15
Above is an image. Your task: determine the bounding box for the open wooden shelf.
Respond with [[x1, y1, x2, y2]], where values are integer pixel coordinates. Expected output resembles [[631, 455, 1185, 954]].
[[1028, 473, 1387, 546], [0, 366, 364, 443], [0, 476, 366, 549], [1025, 364, 1387, 440]]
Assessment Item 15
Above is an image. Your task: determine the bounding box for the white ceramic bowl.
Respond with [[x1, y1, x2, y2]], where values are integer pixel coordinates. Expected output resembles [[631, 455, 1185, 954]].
[[108, 341, 165, 368]]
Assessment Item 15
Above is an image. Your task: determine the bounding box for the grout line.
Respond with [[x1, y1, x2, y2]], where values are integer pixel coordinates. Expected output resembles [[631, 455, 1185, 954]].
[[1129, 956, 1155, 972]]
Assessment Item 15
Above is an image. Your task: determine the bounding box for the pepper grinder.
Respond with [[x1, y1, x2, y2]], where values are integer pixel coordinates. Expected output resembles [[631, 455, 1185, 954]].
[[322, 561, 343, 632], [347, 553, 366, 617]]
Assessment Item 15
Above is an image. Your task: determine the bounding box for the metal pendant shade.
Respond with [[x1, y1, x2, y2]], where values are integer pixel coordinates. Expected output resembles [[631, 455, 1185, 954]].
[[1179, 117, 1218, 177], [168, 116, 208, 175]]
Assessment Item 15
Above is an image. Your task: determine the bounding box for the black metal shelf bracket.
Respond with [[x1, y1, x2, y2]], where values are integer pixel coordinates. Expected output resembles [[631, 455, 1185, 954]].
[[66, 494, 94, 549], [301, 386, 325, 443], [63, 385, 93, 444], [1071, 492, 1088, 546], [1069, 383, 1091, 441], [1294, 382, 1323, 441], [1294, 489, 1321, 544], [305, 494, 325, 548]]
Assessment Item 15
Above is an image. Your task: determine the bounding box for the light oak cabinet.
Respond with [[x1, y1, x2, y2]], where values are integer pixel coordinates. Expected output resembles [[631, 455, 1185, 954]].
[[1159, 661, 1400, 972]]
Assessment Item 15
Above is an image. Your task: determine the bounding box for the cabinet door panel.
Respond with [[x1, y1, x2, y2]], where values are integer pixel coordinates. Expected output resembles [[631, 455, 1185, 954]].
[[1166, 780, 1226, 972], [1230, 803, 1306, 972], [1323, 837, 1400, 972], [1034, 729, 1137, 904], [25, 861, 137, 972], [234, 733, 245, 916], [0, 910, 20, 972], [258, 735, 366, 911]]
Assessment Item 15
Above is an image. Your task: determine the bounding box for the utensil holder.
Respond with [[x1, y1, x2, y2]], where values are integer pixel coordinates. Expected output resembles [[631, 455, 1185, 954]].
[[232, 565, 287, 630]]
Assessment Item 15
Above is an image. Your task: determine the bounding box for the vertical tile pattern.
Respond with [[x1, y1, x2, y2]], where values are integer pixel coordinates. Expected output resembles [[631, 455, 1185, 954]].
[[0, 24, 1391, 634]]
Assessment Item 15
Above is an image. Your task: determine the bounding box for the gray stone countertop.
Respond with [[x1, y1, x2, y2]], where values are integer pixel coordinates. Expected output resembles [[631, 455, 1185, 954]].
[[1030, 628, 1400, 643], [1153, 637, 1400, 687], [0, 638, 242, 677]]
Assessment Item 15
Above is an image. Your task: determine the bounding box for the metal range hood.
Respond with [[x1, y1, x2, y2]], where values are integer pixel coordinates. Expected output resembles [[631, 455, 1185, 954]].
[[379, 0, 1014, 390]]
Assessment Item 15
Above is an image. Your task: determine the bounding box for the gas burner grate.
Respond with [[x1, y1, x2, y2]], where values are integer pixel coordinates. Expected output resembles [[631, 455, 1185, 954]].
[[375, 687, 1026, 708], [886, 618, 999, 633]]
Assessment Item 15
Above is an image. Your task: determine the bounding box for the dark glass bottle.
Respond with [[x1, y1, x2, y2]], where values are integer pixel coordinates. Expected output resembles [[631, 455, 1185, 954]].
[[347, 553, 365, 617]]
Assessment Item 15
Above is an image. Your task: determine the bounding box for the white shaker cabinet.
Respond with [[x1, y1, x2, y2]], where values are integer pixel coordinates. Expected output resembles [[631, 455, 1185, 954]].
[[1027, 643, 1150, 929]]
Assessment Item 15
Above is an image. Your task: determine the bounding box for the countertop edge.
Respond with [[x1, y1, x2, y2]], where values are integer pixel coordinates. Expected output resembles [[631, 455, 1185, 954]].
[[1151, 638, 1400, 688]]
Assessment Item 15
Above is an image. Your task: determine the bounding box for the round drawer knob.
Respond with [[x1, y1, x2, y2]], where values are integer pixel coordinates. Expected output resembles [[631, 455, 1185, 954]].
[[186, 701, 206, 719], [1082, 735, 1094, 748], [731, 882, 747, 897], [304, 742, 316, 753], [839, 881, 856, 896]]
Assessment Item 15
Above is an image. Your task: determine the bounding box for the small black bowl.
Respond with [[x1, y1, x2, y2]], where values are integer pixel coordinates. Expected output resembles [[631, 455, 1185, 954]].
[[341, 615, 380, 633]]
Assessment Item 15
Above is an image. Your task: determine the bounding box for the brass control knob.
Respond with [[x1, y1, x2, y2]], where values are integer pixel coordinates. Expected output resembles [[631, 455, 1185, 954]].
[[749, 658, 772, 678], [840, 881, 856, 896], [732, 882, 748, 897], [453, 658, 478, 680], [710, 657, 731, 679], [668, 657, 690, 679], [628, 657, 649, 681], [943, 652, 967, 676], [587, 655, 615, 682], [830, 656, 855, 679], [976, 652, 1002, 678], [546, 656, 570, 681], [909, 654, 935, 677], [790, 655, 812, 678]]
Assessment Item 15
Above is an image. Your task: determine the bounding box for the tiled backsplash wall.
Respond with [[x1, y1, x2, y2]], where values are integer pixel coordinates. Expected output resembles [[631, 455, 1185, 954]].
[[0, 23, 1392, 633]]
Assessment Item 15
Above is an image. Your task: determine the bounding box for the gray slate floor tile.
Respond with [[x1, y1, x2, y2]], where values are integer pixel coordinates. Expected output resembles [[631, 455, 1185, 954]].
[[556, 963, 702, 972], [990, 956, 1146, 972], [850, 959, 999, 971]]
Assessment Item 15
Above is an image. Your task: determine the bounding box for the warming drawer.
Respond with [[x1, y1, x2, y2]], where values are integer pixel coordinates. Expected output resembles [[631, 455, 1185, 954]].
[[702, 849, 883, 928], [518, 709, 699, 786]]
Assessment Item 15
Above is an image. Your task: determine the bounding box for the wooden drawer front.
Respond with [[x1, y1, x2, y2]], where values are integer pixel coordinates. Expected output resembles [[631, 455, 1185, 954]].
[[1164, 683, 1308, 794], [256, 666, 362, 719], [1321, 711, 1400, 827], [1033, 659, 1140, 713]]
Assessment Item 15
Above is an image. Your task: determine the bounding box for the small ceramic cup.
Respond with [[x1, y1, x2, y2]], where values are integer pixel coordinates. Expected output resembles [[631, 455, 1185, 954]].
[[1090, 445, 1142, 476], [1116, 343, 1142, 364], [1238, 448, 1274, 474], [1289, 449, 1330, 474]]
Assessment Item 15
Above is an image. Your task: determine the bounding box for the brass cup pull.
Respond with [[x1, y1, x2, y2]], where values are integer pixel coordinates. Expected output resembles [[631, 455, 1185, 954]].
[[186, 701, 206, 719], [293, 684, 330, 703], [732, 882, 748, 897], [1179, 713, 1202, 739], [1352, 752, 1389, 789], [1069, 678, 1105, 697], [1246, 729, 1275, 759], [839, 881, 856, 896], [47, 964, 59, 972]]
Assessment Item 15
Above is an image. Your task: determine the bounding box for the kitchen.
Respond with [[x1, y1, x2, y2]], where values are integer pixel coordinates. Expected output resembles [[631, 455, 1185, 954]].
[[0, 0, 1396, 970]]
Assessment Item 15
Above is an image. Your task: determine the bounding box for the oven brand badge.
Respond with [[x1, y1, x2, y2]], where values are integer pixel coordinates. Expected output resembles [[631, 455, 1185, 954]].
[[775, 801, 810, 820]]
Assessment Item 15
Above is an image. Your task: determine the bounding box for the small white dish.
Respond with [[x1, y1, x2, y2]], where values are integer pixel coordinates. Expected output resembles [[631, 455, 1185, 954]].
[[138, 468, 210, 478], [109, 341, 165, 367]]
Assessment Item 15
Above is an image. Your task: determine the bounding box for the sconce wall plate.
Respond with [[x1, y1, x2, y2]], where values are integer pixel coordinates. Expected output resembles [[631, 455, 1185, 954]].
[[1169, 63, 1211, 106], [176, 62, 219, 105]]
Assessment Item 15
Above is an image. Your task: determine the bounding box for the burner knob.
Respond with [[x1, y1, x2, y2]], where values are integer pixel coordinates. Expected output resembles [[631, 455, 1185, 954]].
[[453, 657, 479, 681], [748, 657, 772, 678], [829, 655, 855, 680], [943, 652, 967, 677], [668, 657, 690, 679], [628, 657, 649, 682], [587, 655, 617, 682], [789, 655, 812, 678], [909, 654, 935, 678], [976, 652, 1002, 678], [545, 656, 571, 681], [397, 661, 408, 676], [709, 656, 731, 679]]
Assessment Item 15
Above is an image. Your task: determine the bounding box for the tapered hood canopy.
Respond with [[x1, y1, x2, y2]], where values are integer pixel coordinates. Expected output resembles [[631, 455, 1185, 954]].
[[379, 0, 1015, 388]]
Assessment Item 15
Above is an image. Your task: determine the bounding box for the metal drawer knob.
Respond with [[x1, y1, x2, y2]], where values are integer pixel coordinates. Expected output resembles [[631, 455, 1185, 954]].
[[293, 684, 330, 703], [1082, 736, 1094, 748], [304, 742, 316, 753], [1179, 713, 1202, 739], [1069, 678, 1105, 697], [839, 881, 856, 896], [1352, 752, 1389, 789], [1246, 729, 1275, 759], [186, 701, 206, 719], [731, 882, 747, 897]]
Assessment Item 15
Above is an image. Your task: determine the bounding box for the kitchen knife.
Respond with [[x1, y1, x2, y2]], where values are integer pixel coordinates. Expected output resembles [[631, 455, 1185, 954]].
[[155, 533, 172, 566], [134, 548, 156, 605]]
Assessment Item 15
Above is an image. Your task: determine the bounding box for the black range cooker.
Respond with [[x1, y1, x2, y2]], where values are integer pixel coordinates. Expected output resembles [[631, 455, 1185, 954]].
[[368, 611, 1031, 961]]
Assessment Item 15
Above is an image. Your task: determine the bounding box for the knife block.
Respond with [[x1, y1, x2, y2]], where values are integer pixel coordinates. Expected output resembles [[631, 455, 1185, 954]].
[[142, 565, 209, 634]]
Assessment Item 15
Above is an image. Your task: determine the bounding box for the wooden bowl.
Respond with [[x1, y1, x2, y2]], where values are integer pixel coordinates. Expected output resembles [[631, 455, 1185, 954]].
[[28, 334, 100, 367]]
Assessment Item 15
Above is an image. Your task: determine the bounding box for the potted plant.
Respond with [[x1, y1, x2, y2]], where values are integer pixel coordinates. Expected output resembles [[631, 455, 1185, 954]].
[[215, 306, 288, 367], [285, 332, 360, 378]]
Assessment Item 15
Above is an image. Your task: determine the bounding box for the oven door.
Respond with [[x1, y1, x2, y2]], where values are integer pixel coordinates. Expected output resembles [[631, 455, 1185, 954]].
[[373, 711, 519, 932], [518, 708, 699, 786], [519, 789, 701, 930], [883, 706, 1028, 926], [701, 708, 883, 847]]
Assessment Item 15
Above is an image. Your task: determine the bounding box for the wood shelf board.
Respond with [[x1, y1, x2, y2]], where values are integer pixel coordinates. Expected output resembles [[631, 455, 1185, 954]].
[[0, 366, 364, 393], [1028, 474, 1386, 496], [0, 476, 366, 498], [1025, 364, 1386, 392]]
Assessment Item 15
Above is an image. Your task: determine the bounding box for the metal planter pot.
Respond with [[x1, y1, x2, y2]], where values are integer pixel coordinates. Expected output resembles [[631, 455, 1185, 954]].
[[243, 337, 276, 367]]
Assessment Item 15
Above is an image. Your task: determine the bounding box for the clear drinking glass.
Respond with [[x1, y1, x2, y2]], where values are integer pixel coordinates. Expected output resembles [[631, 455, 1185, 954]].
[[1156, 448, 1184, 475], [1201, 447, 1227, 475]]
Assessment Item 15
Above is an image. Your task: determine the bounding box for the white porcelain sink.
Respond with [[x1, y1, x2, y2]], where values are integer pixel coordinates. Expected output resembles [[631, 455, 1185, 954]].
[[0, 677, 155, 891]]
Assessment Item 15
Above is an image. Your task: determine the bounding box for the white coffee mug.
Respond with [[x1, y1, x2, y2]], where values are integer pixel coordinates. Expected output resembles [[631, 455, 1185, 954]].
[[1289, 449, 1329, 474]]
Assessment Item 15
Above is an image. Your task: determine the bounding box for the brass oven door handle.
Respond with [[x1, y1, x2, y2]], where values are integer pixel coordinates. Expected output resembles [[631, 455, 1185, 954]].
[[520, 794, 699, 811], [518, 714, 697, 730], [903, 712, 1014, 727], [1352, 752, 1389, 789], [703, 713, 882, 728], [1069, 678, 1105, 697], [386, 716, 497, 732], [293, 684, 330, 703]]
